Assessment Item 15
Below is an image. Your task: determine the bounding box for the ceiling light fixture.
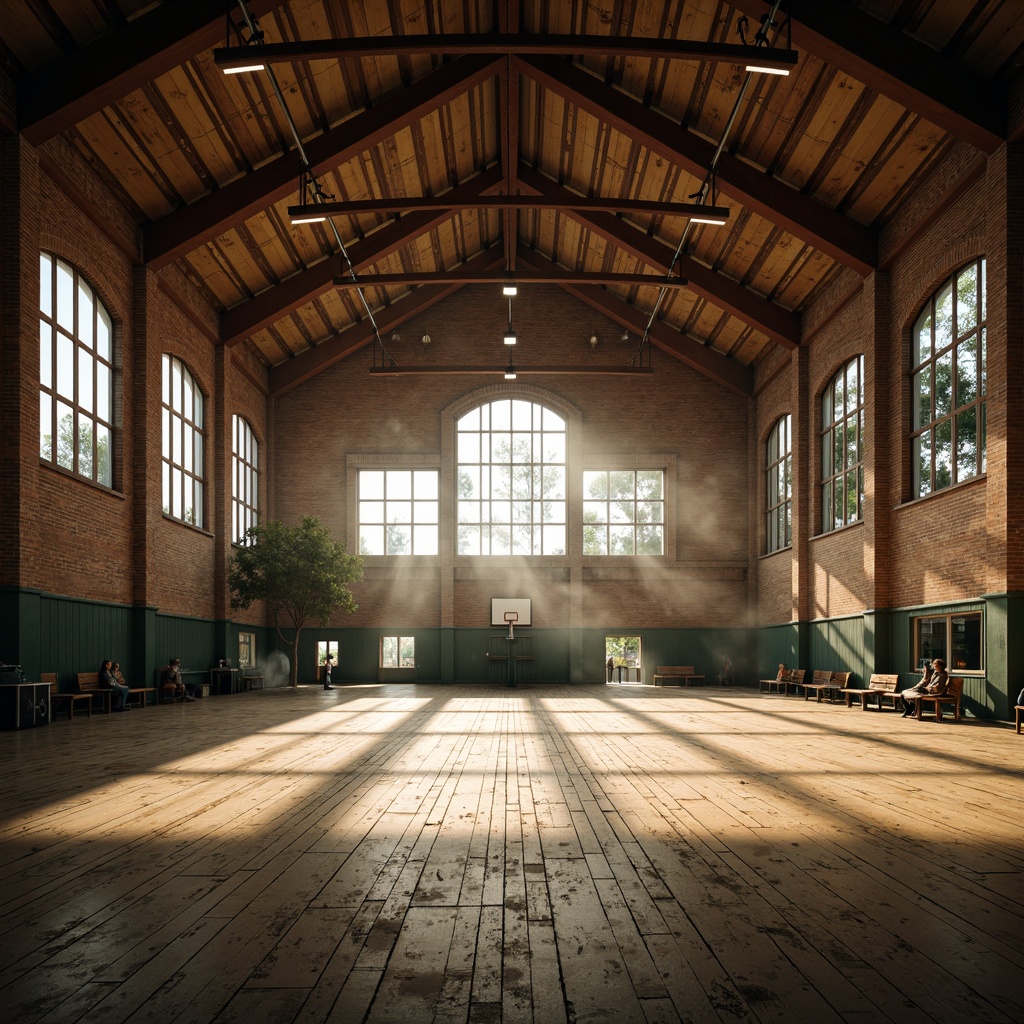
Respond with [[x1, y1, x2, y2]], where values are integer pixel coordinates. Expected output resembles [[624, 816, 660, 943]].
[[223, 63, 266, 75], [503, 298, 517, 345], [745, 64, 790, 76], [502, 274, 518, 297], [422, 334, 431, 345], [589, 333, 598, 348], [290, 166, 332, 225], [220, 6, 266, 75]]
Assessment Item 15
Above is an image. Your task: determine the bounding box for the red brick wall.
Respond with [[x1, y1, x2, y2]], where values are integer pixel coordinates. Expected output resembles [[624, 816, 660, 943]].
[[273, 284, 752, 629]]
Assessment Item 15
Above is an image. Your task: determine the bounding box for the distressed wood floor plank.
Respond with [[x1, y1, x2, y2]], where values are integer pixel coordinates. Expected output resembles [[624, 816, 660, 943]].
[[1, 683, 1022, 1023]]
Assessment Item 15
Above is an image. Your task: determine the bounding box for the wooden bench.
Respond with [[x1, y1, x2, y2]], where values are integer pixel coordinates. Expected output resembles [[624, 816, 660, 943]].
[[782, 667, 806, 696], [840, 673, 900, 711], [652, 665, 705, 686], [77, 671, 156, 711], [760, 669, 791, 694], [910, 677, 964, 722], [802, 670, 850, 703], [44, 672, 93, 720]]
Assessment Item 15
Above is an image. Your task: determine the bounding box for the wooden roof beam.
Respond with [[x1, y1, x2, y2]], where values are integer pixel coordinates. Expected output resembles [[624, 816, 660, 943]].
[[519, 55, 877, 275], [728, 0, 1005, 154], [515, 166, 799, 349], [18, 0, 285, 145], [145, 55, 502, 269], [221, 168, 505, 347]]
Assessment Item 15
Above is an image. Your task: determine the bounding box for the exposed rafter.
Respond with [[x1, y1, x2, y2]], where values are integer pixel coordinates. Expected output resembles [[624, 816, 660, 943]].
[[332, 271, 688, 288], [145, 55, 502, 269], [213, 34, 798, 71], [18, 0, 284, 145], [728, 0, 1005, 153], [519, 55, 877, 275]]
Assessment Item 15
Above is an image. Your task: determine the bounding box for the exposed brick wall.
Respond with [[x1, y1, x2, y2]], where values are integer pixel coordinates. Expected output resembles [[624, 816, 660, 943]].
[[273, 284, 752, 630]]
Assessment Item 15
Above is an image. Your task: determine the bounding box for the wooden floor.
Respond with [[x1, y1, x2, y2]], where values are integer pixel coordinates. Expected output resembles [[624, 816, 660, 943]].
[[1, 683, 1022, 1024]]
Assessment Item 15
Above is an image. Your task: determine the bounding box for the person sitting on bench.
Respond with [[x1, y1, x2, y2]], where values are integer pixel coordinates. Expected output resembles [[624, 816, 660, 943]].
[[900, 659, 948, 717]]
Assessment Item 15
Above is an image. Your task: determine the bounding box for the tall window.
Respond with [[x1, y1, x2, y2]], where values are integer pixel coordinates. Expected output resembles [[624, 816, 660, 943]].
[[821, 356, 864, 533], [456, 400, 566, 555], [359, 470, 439, 555], [380, 636, 415, 667], [583, 471, 664, 555], [232, 416, 259, 544], [765, 415, 792, 553], [161, 355, 204, 528], [914, 612, 982, 673], [911, 259, 986, 497], [38, 253, 114, 487]]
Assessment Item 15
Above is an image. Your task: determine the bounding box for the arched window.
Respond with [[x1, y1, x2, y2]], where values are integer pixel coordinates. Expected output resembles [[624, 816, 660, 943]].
[[161, 355, 204, 528], [456, 399, 566, 555], [38, 253, 114, 487], [821, 356, 864, 533], [911, 259, 986, 497], [232, 415, 258, 544], [765, 415, 791, 553]]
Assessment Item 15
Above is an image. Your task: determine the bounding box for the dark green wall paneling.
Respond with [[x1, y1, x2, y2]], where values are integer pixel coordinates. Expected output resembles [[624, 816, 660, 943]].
[[39, 593, 133, 689], [757, 623, 801, 683], [809, 616, 868, 687]]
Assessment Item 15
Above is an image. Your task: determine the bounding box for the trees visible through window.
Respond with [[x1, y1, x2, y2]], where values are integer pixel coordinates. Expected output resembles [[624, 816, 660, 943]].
[[911, 259, 986, 497], [380, 636, 415, 667], [359, 470, 439, 555], [232, 415, 259, 544], [914, 612, 982, 672], [766, 415, 791, 553], [821, 356, 864, 533], [161, 355, 204, 527], [238, 632, 256, 669], [38, 253, 114, 487], [457, 400, 566, 555], [583, 471, 664, 555]]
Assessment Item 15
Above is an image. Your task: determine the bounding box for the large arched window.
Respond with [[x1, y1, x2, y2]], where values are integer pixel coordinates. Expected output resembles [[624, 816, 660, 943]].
[[232, 415, 258, 544], [456, 399, 566, 555], [38, 253, 114, 487], [765, 414, 791, 553], [821, 356, 864, 533], [911, 259, 986, 497], [161, 355, 204, 528]]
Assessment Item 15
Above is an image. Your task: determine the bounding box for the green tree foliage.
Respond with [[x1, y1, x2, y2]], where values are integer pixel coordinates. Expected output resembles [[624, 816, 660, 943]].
[[229, 516, 363, 687]]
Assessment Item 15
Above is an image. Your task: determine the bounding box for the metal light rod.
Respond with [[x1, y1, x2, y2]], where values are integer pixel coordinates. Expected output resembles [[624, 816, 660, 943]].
[[368, 365, 656, 376], [215, 35, 798, 70], [334, 271, 687, 288], [290, 196, 730, 221]]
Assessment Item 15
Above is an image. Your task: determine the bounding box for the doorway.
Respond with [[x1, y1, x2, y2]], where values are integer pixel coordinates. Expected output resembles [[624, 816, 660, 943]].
[[605, 636, 642, 684]]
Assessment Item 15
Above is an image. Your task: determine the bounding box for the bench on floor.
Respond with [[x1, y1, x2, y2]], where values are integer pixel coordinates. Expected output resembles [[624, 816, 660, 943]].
[[782, 668, 807, 696], [908, 677, 964, 722], [803, 670, 851, 703], [652, 665, 705, 686], [760, 668, 791, 694], [77, 671, 156, 711], [44, 672, 93, 720], [840, 673, 900, 711]]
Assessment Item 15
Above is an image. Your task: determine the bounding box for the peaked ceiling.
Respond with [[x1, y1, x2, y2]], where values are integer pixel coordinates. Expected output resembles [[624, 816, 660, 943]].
[[4, 0, 1023, 396]]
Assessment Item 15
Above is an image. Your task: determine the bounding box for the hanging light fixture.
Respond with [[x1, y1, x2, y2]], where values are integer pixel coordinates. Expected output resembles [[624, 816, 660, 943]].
[[503, 297, 517, 345], [502, 273, 518, 297]]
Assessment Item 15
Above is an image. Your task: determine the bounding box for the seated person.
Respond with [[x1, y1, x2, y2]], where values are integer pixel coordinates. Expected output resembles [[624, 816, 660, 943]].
[[101, 658, 130, 711], [900, 658, 948, 717], [160, 657, 193, 702], [717, 656, 733, 686]]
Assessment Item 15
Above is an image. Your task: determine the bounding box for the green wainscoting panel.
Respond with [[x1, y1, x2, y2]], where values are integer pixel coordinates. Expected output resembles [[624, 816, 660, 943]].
[[39, 593, 134, 689], [809, 616, 868, 687], [757, 623, 801, 682]]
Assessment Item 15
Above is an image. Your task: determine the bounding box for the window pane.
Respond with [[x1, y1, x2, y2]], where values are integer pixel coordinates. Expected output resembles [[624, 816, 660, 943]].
[[956, 335, 977, 407], [78, 347, 93, 413], [361, 471, 384, 499], [913, 432, 931, 498], [913, 311, 931, 366], [543, 524, 566, 555], [414, 501, 437, 524], [96, 362, 111, 421], [360, 525, 384, 556], [934, 419, 952, 490], [387, 470, 411, 499], [78, 281, 93, 349], [56, 404, 73, 469], [389, 501, 412, 523], [413, 525, 438, 555], [97, 307, 111, 362], [951, 614, 981, 671], [387, 525, 410, 555], [934, 281, 953, 350], [40, 253, 52, 316], [77, 412, 93, 477], [934, 349, 952, 416], [637, 525, 663, 555], [413, 470, 437, 499], [912, 368, 930, 430], [957, 263, 977, 335], [39, 392, 52, 459], [610, 524, 634, 555], [956, 408, 977, 481], [40, 321, 52, 388], [96, 424, 112, 486], [56, 262, 74, 332], [56, 333, 74, 400]]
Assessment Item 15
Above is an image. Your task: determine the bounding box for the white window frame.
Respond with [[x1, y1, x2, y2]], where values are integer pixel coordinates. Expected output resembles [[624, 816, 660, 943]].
[[765, 415, 792, 553], [821, 356, 864, 533], [38, 253, 115, 487], [161, 354, 205, 528], [358, 469, 439, 556], [232, 415, 259, 544], [582, 469, 665, 556]]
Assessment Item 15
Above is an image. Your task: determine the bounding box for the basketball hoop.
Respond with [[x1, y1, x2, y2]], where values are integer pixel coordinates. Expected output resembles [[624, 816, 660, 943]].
[[504, 611, 518, 639]]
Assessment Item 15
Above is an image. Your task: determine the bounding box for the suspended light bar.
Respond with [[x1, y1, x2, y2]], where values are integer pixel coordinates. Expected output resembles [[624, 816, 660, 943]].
[[745, 65, 790, 76], [690, 213, 729, 226], [222, 63, 266, 75], [291, 212, 328, 225], [503, 328, 517, 345]]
